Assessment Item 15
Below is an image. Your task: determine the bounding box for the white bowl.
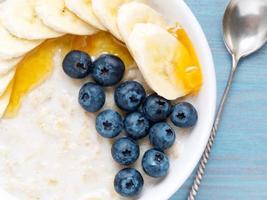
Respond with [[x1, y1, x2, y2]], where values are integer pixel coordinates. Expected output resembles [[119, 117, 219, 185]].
[[0, 0, 216, 200]]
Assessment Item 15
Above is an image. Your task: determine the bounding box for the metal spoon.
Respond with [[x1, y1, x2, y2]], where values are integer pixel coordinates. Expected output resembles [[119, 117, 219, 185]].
[[188, 0, 267, 199]]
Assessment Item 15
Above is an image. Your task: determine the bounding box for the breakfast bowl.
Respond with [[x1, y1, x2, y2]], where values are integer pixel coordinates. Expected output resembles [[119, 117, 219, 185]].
[[0, 0, 216, 200]]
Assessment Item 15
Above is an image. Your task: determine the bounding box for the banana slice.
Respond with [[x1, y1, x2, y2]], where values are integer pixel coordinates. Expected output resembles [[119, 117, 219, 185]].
[[0, 57, 22, 75], [92, 0, 146, 41], [0, 81, 12, 118], [0, 69, 15, 97], [35, 0, 98, 35], [65, 0, 107, 31], [128, 23, 193, 100], [117, 2, 167, 42], [0, 0, 63, 40], [0, 23, 42, 60]]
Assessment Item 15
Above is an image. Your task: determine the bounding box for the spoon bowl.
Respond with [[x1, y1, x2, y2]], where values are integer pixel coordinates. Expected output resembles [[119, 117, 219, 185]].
[[223, 0, 267, 59]]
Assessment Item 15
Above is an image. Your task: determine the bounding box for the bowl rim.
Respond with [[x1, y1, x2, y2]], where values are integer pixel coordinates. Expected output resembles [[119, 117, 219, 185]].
[[140, 0, 217, 199], [166, 1, 217, 198]]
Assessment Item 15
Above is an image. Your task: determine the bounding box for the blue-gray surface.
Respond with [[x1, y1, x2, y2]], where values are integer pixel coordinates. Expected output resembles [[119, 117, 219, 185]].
[[170, 0, 267, 199]]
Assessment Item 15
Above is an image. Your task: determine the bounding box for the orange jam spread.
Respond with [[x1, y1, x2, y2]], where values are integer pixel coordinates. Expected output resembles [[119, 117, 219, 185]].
[[5, 32, 134, 117], [72, 32, 134, 69], [169, 26, 203, 95], [4, 37, 65, 118], [4, 29, 202, 117]]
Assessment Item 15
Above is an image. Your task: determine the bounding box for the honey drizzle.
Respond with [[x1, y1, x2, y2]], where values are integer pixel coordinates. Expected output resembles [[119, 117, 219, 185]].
[[4, 29, 202, 117], [169, 26, 203, 94], [4, 32, 134, 117]]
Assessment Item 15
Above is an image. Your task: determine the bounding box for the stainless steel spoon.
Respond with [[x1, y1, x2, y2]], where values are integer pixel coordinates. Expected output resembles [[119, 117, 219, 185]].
[[188, 0, 267, 199]]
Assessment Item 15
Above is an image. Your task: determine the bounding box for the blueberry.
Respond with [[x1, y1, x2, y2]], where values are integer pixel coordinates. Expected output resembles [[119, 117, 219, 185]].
[[142, 149, 169, 178], [143, 94, 172, 122], [78, 82, 105, 112], [112, 137, 140, 165], [92, 54, 125, 86], [124, 112, 150, 140], [114, 168, 144, 197], [63, 50, 93, 79], [171, 102, 198, 128], [96, 110, 123, 138], [149, 122, 176, 151], [114, 81, 146, 112]]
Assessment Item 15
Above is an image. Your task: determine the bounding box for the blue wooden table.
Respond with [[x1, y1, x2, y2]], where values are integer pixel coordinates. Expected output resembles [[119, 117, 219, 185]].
[[170, 0, 267, 199]]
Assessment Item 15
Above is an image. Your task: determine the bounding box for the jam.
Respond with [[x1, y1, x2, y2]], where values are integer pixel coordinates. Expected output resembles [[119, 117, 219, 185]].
[[169, 26, 203, 94], [4, 37, 68, 117], [5, 32, 133, 117], [72, 31, 135, 69], [4, 29, 202, 117]]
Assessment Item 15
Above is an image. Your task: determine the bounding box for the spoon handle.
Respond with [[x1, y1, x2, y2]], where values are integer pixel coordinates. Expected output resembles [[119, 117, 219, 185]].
[[187, 56, 239, 200]]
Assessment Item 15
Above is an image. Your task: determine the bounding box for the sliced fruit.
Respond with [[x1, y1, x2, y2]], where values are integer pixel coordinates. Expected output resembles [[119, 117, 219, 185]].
[[0, 81, 13, 118], [128, 23, 201, 100], [64, 0, 107, 31], [35, 0, 98, 35], [0, 23, 42, 60], [0, 57, 22, 75], [117, 2, 167, 42], [0, 69, 15, 97], [91, 0, 146, 41], [0, 0, 63, 40]]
